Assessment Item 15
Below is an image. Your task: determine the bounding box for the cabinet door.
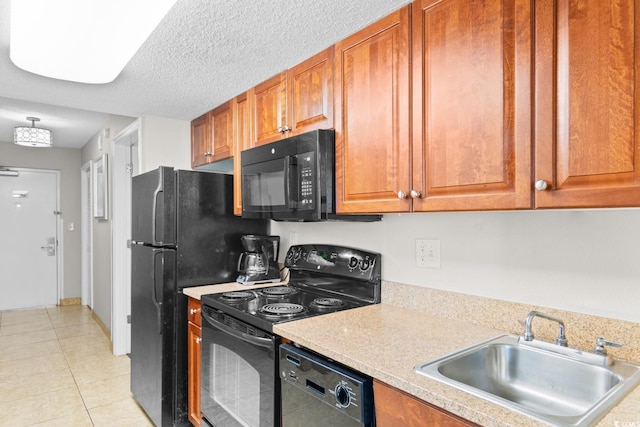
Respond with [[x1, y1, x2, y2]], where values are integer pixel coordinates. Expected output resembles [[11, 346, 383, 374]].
[[187, 320, 202, 427], [334, 6, 412, 213], [287, 47, 334, 135], [234, 92, 252, 215], [252, 72, 287, 146], [374, 380, 478, 427], [411, 0, 532, 212], [191, 112, 211, 168], [209, 100, 234, 162], [535, 0, 640, 208]]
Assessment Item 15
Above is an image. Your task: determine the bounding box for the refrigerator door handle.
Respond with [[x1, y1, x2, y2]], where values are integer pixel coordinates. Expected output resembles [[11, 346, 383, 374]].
[[152, 249, 163, 334], [151, 177, 163, 246]]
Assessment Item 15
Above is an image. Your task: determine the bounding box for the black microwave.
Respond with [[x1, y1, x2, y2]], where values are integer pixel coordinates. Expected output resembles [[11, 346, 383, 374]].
[[241, 129, 380, 222]]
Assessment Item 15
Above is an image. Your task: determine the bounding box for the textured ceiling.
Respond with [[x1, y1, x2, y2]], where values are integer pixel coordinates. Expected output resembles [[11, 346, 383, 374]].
[[0, 0, 409, 148]]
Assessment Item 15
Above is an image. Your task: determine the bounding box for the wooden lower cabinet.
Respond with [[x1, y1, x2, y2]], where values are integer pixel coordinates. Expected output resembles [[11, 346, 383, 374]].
[[187, 298, 202, 426], [374, 380, 478, 427]]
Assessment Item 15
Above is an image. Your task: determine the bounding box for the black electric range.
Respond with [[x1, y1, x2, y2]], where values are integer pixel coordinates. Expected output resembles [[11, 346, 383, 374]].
[[201, 244, 382, 333]]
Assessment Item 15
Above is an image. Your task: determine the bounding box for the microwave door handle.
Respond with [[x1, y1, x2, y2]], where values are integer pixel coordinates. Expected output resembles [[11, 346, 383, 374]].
[[284, 155, 297, 209], [201, 310, 273, 349]]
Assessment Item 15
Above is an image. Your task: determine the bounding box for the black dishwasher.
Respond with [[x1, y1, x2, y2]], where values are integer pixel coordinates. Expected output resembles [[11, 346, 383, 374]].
[[279, 344, 375, 427]]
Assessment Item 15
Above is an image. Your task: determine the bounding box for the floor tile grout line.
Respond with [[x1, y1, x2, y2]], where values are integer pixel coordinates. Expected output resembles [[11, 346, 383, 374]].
[[46, 307, 97, 427]]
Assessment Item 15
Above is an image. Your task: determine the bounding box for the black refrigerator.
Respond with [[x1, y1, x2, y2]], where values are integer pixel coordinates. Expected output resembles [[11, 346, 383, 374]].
[[130, 167, 268, 427]]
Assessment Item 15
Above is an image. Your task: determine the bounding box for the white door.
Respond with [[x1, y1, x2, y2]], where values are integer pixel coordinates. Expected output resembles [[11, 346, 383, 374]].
[[0, 169, 59, 310]]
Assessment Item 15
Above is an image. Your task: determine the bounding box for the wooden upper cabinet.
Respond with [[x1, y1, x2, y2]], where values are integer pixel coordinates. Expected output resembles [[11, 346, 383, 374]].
[[190, 101, 234, 168], [411, 0, 532, 212], [234, 92, 252, 215], [251, 47, 334, 146], [534, 0, 640, 208], [334, 6, 412, 213], [191, 112, 210, 168], [209, 100, 234, 162], [287, 47, 334, 135], [252, 73, 287, 146]]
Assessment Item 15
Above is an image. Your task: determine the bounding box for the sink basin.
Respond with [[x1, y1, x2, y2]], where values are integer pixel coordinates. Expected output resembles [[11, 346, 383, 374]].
[[414, 335, 640, 426]]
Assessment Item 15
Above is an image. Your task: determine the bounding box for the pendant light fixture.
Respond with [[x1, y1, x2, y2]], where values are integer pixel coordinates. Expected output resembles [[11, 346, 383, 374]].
[[14, 117, 52, 148]]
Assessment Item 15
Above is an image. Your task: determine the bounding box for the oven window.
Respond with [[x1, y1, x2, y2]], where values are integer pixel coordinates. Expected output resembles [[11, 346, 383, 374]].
[[201, 313, 278, 427]]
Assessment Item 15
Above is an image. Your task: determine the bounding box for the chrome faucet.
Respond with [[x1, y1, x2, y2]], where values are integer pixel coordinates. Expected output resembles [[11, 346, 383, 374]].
[[523, 310, 568, 347]]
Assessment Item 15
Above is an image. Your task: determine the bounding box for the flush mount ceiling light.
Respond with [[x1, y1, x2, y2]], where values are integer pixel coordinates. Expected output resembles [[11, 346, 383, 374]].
[[9, 0, 178, 84], [14, 117, 52, 147]]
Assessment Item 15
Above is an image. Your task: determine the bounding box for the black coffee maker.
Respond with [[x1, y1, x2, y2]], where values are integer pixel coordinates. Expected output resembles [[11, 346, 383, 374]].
[[236, 235, 281, 285]]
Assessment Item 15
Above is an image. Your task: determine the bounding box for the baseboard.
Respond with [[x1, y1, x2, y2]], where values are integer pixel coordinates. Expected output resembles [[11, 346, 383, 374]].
[[59, 297, 81, 306], [91, 310, 112, 347]]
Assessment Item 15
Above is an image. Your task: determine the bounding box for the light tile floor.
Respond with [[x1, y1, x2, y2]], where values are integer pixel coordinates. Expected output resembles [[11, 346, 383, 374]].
[[0, 305, 154, 427]]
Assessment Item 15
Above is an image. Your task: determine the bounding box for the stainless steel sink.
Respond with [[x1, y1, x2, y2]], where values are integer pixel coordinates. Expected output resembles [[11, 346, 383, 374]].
[[414, 334, 640, 426]]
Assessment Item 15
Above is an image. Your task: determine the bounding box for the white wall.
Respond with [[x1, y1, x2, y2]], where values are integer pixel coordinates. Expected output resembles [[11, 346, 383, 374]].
[[271, 209, 640, 323], [139, 115, 190, 173]]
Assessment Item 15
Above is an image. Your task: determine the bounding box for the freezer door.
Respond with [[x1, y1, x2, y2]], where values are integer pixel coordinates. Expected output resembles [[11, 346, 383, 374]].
[[132, 166, 176, 246], [130, 244, 177, 427], [174, 171, 268, 287]]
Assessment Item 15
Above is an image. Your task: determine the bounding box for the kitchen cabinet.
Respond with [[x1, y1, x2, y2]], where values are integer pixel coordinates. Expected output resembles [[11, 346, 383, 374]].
[[190, 101, 234, 169], [534, 0, 640, 208], [187, 297, 202, 427], [374, 380, 478, 427], [410, 0, 532, 211], [334, 6, 412, 213], [251, 47, 334, 146], [190, 112, 210, 168], [233, 92, 252, 215]]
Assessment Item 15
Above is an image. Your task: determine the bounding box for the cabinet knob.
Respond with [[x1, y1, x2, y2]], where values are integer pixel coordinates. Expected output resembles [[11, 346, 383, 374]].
[[195, 337, 202, 344], [534, 180, 549, 191], [277, 127, 284, 133], [397, 191, 407, 199], [283, 125, 292, 132], [190, 308, 200, 315], [410, 190, 422, 199], [203, 151, 212, 156]]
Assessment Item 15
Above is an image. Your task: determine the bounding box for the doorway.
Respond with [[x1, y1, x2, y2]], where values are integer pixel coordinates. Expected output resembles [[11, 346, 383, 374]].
[[0, 168, 61, 310], [81, 161, 93, 309], [112, 120, 140, 355]]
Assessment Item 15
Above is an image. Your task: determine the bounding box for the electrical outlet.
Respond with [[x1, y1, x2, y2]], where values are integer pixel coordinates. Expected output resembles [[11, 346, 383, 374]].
[[416, 239, 441, 268]]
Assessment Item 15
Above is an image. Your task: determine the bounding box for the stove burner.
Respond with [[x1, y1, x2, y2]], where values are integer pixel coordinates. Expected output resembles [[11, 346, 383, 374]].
[[220, 291, 254, 301], [311, 297, 346, 309], [260, 303, 305, 317], [260, 287, 296, 297]]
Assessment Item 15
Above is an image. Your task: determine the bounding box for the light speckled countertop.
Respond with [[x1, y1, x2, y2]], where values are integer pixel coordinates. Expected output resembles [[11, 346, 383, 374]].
[[185, 280, 640, 426]]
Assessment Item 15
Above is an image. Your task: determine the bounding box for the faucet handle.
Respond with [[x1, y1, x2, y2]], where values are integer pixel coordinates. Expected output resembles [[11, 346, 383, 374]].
[[595, 337, 623, 355]]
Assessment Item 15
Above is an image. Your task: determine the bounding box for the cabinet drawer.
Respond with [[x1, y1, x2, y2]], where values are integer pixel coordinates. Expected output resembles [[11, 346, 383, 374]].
[[187, 297, 201, 327]]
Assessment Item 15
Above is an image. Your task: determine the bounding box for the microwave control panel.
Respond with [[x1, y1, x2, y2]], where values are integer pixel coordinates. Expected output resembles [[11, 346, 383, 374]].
[[297, 151, 315, 210]]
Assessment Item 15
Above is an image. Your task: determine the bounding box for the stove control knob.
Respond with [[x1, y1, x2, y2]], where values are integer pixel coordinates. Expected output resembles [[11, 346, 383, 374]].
[[348, 257, 359, 269], [334, 382, 351, 408], [359, 258, 371, 271]]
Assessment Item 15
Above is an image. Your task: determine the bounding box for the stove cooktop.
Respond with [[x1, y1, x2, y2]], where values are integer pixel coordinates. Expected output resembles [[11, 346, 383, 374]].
[[201, 244, 381, 332]]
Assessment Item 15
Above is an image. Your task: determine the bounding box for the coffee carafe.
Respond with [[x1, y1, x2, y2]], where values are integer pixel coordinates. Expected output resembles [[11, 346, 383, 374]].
[[236, 235, 281, 285]]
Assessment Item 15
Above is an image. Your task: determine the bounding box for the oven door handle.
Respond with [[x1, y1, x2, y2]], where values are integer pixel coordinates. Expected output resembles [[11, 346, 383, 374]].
[[202, 311, 273, 349]]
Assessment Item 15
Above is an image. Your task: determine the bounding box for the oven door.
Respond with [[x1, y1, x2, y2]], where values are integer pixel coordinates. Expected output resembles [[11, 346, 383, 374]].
[[200, 305, 280, 427]]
